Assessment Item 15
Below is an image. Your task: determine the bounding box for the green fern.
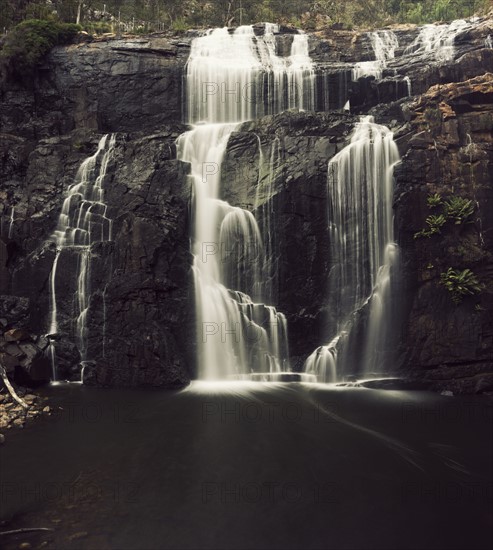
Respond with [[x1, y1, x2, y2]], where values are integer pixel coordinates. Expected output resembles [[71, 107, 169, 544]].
[[440, 268, 483, 304], [414, 214, 447, 238], [427, 193, 442, 208], [444, 196, 475, 224]]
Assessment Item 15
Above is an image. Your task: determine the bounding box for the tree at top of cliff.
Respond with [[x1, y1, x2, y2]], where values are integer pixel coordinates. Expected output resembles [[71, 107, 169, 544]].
[[0, 0, 491, 33], [0, 18, 81, 82]]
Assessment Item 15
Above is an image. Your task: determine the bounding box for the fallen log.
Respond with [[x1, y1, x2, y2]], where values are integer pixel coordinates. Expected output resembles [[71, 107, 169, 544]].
[[0, 364, 29, 410], [0, 527, 55, 536]]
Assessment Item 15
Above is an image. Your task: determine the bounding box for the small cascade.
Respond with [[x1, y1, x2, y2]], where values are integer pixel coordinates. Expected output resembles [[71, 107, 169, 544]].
[[362, 242, 399, 373], [464, 133, 485, 247], [185, 24, 315, 123], [47, 134, 116, 380], [219, 205, 264, 299], [485, 35, 492, 48], [288, 32, 316, 111], [403, 76, 412, 97], [304, 117, 401, 382], [1, 206, 15, 240], [8, 207, 14, 239], [404, 19, 470, 61], [254, 136, 282, 303], [47, 250, 61, 380], [304, 335, 341, 383], [352, 30, 398, 80]]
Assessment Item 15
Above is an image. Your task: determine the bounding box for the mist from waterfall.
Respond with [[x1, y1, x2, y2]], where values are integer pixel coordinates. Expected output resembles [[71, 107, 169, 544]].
[[305, 117, 401, 382], [47, 134, 116, 381], [179, 24, 317, 379]]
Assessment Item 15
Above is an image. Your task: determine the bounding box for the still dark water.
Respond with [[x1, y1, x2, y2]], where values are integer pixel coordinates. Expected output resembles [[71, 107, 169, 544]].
[[1, 382, 492, 550]]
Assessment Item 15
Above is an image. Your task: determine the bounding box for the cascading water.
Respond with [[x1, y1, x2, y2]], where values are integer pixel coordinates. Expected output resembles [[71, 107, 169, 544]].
[[47, 134, 116, 380], [404, 76, 412, 97], [179, 24, 316, 380], [305, 116, 401, 382], [8, 207, 14, 239], [254, 136, 282, 304], [404, 19, 470, 61], [352, 30, 399, 80], [185, 24, 315, 124], [1, 206, 15, 240]]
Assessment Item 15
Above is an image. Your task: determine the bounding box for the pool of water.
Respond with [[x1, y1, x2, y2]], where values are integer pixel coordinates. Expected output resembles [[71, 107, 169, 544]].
[[1, 382, 492, 549]]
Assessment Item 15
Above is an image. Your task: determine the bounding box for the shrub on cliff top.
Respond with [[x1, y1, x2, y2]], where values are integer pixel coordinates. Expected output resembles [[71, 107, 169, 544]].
[[0, 19, 81, 80]]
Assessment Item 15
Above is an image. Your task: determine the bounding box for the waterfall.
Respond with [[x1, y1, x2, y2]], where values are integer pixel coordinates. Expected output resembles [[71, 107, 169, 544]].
[[352, 31, 398, 80], [404, 19, 470, 61], [305, 335, 340, 383], [185, 25, 315, 124], [289, 32, 316, 111], [47, 134, 116, 380], [404, 76, 412, 97], [179, 24, 316, 379], [8, 207, 14, 239], [177, 125, 289, 379], [304, 116, 401, 382], [254, 135, 282, 303]]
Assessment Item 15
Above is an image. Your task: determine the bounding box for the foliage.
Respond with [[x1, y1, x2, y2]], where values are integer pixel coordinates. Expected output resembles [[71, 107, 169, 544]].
[[427, 192, 442, 208], [0, 1, 491, 33], [440, 267, 483, 303], [415, 193, 476, 237], [171, 18, 190, 32], [414, 214, 447, 238], [23, 1, 56, 21], [443, 196, 475, 224], [0, 19, 81, 78], [82, 21, 112, 35], [397, 0, 490, 25]]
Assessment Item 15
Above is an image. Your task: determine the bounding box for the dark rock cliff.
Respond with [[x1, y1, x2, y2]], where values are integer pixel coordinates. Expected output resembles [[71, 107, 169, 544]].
[[393, 73, 493, 394], [1, 21, 492, 391]]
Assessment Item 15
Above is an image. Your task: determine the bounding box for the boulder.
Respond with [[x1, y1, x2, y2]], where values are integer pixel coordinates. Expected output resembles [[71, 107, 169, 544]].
[[4, 328, 31, 342]]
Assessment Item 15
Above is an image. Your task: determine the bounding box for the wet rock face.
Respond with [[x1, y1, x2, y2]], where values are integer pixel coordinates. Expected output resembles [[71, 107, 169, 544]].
[[2, 130, 194, 388], [394, 73, 493, 393], [222, 111, 356, 358], [83, 136, 195, 387]]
